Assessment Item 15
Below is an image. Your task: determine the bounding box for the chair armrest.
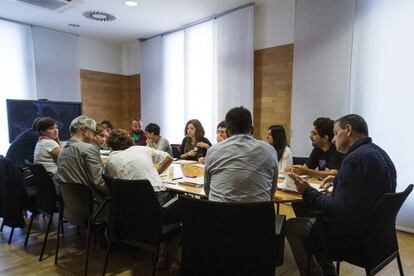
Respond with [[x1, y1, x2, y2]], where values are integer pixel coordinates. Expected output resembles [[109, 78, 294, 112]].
[[161, 196, 178, 211]]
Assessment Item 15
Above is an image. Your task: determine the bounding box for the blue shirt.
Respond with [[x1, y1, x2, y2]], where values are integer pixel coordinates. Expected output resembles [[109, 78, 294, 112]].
[[303, 137, 396, 248]]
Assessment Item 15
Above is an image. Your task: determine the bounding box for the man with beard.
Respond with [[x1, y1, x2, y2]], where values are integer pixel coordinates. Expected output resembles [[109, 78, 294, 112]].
[[287, 117, 344, 179], [130, 118, 147, 146]]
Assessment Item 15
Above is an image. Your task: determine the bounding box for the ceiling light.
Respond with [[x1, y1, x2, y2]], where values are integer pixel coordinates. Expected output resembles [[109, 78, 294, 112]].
[[124, 1, 138, 7], [124, 0, 138, 7]]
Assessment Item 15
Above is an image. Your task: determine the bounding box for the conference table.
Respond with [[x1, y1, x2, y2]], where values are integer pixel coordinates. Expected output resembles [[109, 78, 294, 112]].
[[162, 161, 324, 213]]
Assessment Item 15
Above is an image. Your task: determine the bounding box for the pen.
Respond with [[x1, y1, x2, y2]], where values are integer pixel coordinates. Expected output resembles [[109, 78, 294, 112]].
[[172, 177, 183, 181]]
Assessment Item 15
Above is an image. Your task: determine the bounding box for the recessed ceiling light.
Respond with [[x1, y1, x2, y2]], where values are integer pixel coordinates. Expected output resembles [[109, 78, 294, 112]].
[[124, 0, 138, 7], [68, 24, 80, 28]]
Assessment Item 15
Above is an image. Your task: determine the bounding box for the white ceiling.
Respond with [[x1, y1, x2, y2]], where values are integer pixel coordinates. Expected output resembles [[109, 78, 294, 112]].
[[0, 0, 258, 44]]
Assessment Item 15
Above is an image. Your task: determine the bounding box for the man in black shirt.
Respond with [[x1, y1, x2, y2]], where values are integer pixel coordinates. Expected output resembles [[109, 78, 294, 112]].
[[288, 117, 344, 179], [6, 117, 42, 167]]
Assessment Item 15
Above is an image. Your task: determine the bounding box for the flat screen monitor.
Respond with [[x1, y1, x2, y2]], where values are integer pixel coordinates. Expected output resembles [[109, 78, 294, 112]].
[[7, 99, 83, 142]]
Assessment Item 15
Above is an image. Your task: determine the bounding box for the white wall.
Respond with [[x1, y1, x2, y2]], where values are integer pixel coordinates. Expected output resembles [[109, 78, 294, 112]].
[[291, 0, 356, 156], [79, 36, 123, 75], [254, 0, 295, 50], [122, 41, 140, 75]]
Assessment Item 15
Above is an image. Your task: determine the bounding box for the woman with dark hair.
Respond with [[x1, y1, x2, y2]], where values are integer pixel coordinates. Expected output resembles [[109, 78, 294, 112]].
[[266, 125, 293, 172], [180, 119, 212, 160], [33, 117, 62, 173], [94, 123, 109, 149]]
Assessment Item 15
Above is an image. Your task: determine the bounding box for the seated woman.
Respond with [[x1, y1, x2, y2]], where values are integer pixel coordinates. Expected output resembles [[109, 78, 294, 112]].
[[94, 123, 109, 149], [180, 119, 212, 161], [266, 125, 293, 172], [33, 117, 61, 174]]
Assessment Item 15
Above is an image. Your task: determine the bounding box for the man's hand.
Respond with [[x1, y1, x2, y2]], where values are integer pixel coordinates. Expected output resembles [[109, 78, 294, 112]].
[[196, 142, 210, 149], [286, 165, 307, 175], [288, 173, 311, 195], [146, 138, 153, 148], [198, 157, 205, 164], [321, 175, 335, 189]]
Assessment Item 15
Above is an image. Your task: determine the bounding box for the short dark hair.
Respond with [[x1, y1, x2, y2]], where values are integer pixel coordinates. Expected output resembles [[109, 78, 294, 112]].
[[335, 114, 369, 136], [145, 123, 161, 136], [31, 117, 43, 131], [36, 117, 57, 134], [313, 117, 334, 142], [217, 121, 226, 129], [184, 119, 205, 141], [225, 106, 252, 135], [107, 129, 134, 151], [268, 125, 288, 162], [101, 120, 114, 130]]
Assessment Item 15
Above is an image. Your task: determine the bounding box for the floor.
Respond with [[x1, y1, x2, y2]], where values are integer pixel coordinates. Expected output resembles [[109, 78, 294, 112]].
[[1, 204, 413, 275]]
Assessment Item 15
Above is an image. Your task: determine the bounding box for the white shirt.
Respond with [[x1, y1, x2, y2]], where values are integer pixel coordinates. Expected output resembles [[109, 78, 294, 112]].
[[34, 138, 60, 173], [105, 146, 169, 191], [279, 146, 293, 173]]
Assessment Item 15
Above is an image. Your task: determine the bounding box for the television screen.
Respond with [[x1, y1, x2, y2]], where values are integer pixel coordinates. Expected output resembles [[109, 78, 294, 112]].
[[7, 99, 83, 142]]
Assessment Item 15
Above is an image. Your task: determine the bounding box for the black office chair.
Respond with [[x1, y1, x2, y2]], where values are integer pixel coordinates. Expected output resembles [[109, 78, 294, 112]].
[[335, 184, 413, 275], [24, 164, 62, 262], [56, 182, 110, 276], [179, 196, 284, 276], [293, 156, 308, 165], [0, 157, 28, 244], [307, 184, 413, 276], [102, 176, 180, 276], [170, 144, 181, 159]]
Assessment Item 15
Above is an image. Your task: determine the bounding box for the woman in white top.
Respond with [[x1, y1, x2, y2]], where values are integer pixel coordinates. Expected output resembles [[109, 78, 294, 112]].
[[33, 117, 61, 173], [267, 125, 293, 172]]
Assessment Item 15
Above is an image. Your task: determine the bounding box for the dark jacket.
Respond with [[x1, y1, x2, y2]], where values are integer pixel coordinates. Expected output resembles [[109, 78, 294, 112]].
[[6, 129, 39, 167], [0, 157, 28, 228], [303, 137, 396, 256]]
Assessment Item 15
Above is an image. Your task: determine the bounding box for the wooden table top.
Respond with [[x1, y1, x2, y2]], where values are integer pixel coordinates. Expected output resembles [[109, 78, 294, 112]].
[[162, 162, 324, 202]]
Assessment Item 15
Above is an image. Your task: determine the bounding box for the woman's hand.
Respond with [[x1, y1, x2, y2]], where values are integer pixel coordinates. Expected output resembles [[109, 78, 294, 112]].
[[196, 142, 210, 149], [187, 150, 197, 157]]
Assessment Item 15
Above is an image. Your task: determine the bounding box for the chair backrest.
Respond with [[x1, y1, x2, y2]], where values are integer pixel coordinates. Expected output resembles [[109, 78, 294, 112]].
[[179, 196, 277, 276], [29, 164, 57, 215], [104, 176, 163, 249], [362, 184, 413, 270], [170, 144, 181, 159], [293, 156, 308, 165], [59, 182, 94, 227]]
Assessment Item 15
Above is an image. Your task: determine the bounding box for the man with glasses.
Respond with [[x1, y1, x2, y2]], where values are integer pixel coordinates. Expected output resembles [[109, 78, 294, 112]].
[[54, 115, 109, 203]]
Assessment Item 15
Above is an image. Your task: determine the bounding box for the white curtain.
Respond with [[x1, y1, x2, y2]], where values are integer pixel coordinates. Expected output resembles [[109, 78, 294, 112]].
[[0, 20, 37, 155], [32, 27, 80, 102], [350, 0, 414, 231], [140, 5, 254, 144]]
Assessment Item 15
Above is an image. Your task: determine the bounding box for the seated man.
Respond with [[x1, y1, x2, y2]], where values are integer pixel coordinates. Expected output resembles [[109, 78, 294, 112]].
[[145, 123, 173, 156], [105, 129, 173, 204], [204, 106, 278, 202], [54, 116, 109, 204], [286, 114, 396, 276], [198, 121, 228, 164], [129, 118, 147, 146], [6, 117, 42, 167], [287, 117, 344, 179], [215, 120, 228, 142]]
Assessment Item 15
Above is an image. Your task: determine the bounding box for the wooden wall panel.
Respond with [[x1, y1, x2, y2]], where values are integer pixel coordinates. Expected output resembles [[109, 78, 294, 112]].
[[254, 44, 294, 142], [80, 69, 140, 131]]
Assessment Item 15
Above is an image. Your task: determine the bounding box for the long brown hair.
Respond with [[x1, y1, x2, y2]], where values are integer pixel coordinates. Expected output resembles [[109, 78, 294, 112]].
[[184, 119, 205, 141]]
